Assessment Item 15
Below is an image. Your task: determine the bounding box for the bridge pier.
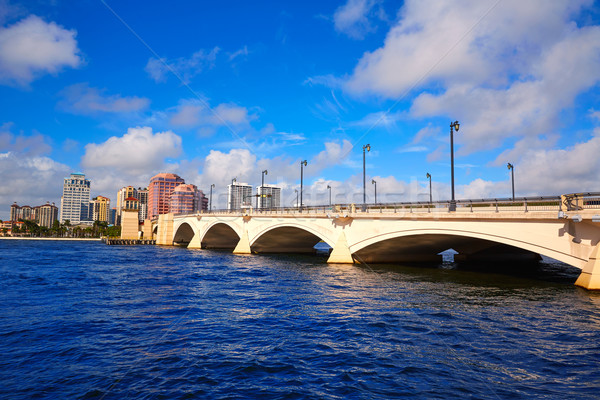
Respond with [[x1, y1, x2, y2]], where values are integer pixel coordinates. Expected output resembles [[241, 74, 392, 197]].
[[575, 244, 600, 290], [327, 232, 354, 264], [233, 230, 251, 254], [187, 232, 202, 249]]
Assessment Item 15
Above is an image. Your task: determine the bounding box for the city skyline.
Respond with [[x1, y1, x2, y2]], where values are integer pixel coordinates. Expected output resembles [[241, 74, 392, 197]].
[[2, 1, 600, 220]]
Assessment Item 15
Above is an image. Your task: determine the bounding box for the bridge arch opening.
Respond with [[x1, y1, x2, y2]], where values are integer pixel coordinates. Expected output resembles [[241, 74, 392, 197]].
[[173, 222, 195, 246], [251, 226, 327, 254], [353, 234, 541, 265], [202, 223, 240, 249]]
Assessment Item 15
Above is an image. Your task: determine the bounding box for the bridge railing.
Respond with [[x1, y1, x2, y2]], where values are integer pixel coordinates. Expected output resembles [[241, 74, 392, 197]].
[[174, 193, 600, 218]]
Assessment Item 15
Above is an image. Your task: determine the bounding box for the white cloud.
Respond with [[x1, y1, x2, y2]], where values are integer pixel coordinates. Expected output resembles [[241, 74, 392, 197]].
[[81, 126, 182, 175], [0, 15, 81, 86], [0, 129, 71, 220], [58, 83, 150, 115], [228, 45, 248, 61], [170, 99, 253, 128], [342, 0, 600, 153], [333, 0, 382, 39], [0, 124, 51, 155], [145, 47, 220, 84]]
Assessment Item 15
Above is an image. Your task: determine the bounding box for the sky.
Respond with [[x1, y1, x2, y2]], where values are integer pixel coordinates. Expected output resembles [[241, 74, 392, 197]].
[[1, 0, 600, 220]]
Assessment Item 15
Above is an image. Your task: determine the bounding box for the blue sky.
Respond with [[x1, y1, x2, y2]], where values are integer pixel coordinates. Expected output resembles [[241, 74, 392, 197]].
[[1, 0, 600, 219]]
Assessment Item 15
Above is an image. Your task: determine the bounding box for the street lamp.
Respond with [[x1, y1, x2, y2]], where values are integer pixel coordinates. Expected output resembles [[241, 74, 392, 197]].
[[230, 177, 237, 211], [371, 179, 377, 204], [300, 160, 307, 211], [209, 183, 215, 211], [327, 185, 331, 206], [258, 169, 268, 209], [449, 121, 460, 211], [507, 163, 515, 201], [426, 173, 432, 203], [294, 189, 299, 209], [363, 144, 371, 208]]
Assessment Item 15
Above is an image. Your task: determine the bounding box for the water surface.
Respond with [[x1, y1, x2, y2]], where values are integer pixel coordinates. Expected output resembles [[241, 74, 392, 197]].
[[1, 240, 599, 399]]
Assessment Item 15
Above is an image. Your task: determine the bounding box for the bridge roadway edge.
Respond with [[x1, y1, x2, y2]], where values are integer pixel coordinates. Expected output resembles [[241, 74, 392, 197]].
[[157, 209, 600, 290]]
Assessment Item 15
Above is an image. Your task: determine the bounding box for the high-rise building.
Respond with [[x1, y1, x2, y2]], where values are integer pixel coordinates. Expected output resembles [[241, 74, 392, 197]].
[[35, 202, 59, 228], [116, 186, 137, 223], [11, 202, 58, 228], [137, 188, 149, 222], [169, 184, 200, 214], [148, 173, 185, 219], [198, 190, 208, 212], [60, 173, 91, 224], [257, 184, 281, 209], [227, 182, 253, 210], [91, 196, 111, 223]]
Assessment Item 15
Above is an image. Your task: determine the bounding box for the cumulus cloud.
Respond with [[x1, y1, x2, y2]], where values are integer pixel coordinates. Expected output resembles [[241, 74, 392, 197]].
[[58, 83, 150, 115], [333, 0, 383, 39], [342, 0, 600, 154], [82, 126, 182, 175], [145, 47, 220, 84], [170, 99, 254, 129], [0, 15, 81, 86]]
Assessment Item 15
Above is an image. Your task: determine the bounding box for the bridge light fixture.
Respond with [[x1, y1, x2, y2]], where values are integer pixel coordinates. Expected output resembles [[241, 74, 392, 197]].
[[449, 121, 459, 211], [572, 214, 582, 223], [209, 183, 215, 212], [363, 144, 371, 209], [426, 173, 432, 204], [259, 170, 268, 209], [507, 163, 515, 201], [327, 184, 332, 206], [592, 215, 600, 223]]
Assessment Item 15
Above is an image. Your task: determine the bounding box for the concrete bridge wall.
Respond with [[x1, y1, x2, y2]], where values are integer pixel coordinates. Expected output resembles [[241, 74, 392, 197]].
[[152, 209, 600, 290]]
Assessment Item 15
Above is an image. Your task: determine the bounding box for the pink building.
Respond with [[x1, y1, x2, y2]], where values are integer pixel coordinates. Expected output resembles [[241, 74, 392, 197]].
[[169, 184, 200, 215], [148, 173, 185, 219]]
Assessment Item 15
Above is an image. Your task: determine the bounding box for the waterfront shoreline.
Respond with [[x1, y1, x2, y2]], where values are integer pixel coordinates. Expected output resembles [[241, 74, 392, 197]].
[[0, 237, 101, 241]]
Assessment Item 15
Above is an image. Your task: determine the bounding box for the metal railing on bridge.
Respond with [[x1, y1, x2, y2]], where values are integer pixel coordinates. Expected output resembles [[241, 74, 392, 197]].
[[167, 192, 600, 219]]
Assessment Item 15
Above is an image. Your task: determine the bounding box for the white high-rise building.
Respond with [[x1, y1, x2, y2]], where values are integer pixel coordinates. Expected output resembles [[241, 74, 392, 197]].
[[60, 173, 91, 224], [227, 182, 253, 211], [257, 184, 281, 209]]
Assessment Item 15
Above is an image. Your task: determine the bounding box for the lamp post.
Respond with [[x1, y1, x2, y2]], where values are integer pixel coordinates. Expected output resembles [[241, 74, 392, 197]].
[[209, 183, 215, 211], [371, 179, 377, 204], [327, 185, 331, 206], [300, 160, 307, 211], [294, 189, 299, 209], [449, 121, 460, 211], [258, 169, 268, 209], [507, 163, 515, 201], [363, 144, 371, 209], [426, 173, 432, 203], [229, 177, 237, 211]]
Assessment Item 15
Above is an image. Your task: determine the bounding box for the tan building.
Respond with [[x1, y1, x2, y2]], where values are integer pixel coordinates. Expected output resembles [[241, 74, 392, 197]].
[[120, 197, 140, 239], [35, 202, 59, 228], [116, 186, 137, 224], [91, 196, 111, 223]]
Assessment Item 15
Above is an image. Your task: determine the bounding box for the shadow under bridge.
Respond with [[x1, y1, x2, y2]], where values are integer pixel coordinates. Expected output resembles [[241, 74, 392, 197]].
[[353, 234, 541, 264], [250, 226, 329, 254]]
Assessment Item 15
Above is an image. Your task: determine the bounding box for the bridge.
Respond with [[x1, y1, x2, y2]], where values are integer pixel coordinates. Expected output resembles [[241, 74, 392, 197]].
[[148, 193, 600, 290]]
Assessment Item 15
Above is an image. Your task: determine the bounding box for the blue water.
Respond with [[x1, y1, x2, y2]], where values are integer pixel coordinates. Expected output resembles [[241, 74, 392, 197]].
[[1, 240, 600, 399]]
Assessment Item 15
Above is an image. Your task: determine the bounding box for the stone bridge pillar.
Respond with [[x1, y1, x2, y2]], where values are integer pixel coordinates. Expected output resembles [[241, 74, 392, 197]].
[[575, 244, 600, 290], [156, 213, 174, 246]]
